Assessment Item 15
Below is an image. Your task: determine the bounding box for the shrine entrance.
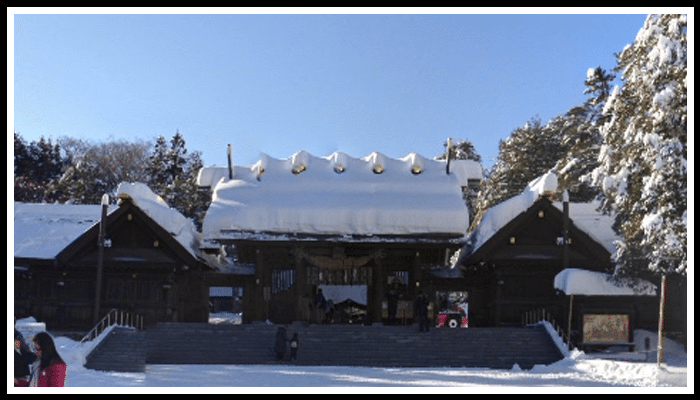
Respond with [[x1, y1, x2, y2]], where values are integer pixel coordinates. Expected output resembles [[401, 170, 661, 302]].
[[294, 246, 378, 324]]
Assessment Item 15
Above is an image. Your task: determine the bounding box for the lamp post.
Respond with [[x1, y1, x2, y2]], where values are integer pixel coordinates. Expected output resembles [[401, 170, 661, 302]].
[[562, 190, 573, 346], [93, 194, 109, 325]]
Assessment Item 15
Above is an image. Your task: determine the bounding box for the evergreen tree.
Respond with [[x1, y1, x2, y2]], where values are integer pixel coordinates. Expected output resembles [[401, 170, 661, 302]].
[[554, 66, 614, 202], [476, 117, 564, 211], [14, 133, 66, 203], [591, 14, 687, 279], [175, 150, 210, 230], [583, 66, 616, 118], [435, 138, 482, 163], [146, 131, 210, 230], [146, 135, 171, 195]]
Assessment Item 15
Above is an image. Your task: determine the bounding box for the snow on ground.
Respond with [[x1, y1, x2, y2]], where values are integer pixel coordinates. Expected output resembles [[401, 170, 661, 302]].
[[11, 316, 688, 392]]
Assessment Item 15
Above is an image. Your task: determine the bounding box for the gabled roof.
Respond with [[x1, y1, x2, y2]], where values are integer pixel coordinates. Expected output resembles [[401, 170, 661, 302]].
[[458, 172, 616, 268], [459, 197, 612, 267], [55, 199, 206, 269], [14, 202, 118, 260], [14, 183, 208, 269], [202, 150, 480, 242]]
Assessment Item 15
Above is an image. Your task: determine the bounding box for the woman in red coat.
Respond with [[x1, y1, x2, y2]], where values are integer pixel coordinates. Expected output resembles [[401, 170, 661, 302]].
[[15, 331, 67, 387]]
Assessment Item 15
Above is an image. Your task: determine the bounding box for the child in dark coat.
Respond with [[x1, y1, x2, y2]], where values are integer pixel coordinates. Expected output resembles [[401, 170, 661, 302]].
[[289, 333, 299, 361]]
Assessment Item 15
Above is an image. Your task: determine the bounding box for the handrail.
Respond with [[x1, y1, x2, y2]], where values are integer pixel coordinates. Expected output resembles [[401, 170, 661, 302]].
[[522, 308, 574, 351], [79, 309, 144, 344]]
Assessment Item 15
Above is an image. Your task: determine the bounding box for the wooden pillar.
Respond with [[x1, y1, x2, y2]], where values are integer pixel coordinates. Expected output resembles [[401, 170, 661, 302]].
[[242, 278, 255, 324], [412, 251, 422, 299], [254, 248, 266, 322], [371, 257, 385, 324], [294, 247, 309, 323]]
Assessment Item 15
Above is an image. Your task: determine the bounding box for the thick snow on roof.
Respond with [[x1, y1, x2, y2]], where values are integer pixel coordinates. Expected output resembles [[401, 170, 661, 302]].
[[14, 202, 118, 260], [554, 268, 657, 296], [203, 151, 478, 240], [466, 172, 621, 256], [553, 201, 619, 255], [116, 182, 202, 259], [467, 172, 558, 253], [13, 183, 202, 262]]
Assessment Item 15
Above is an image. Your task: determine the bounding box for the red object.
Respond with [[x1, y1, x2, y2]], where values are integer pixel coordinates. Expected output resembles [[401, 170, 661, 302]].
[[15, 361, 67, 387], [437, 312, 468, 328]]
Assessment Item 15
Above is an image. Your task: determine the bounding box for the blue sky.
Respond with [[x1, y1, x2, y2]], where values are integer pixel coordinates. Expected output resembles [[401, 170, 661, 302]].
[[11, 10, 650, 171]]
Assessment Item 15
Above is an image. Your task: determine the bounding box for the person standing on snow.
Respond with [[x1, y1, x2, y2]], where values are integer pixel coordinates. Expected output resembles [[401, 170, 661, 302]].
[[14, 319, 36, 382], [313, 288, 327, 324], [274, 326, 288, 362], [289, 332, 299, 361], [15, 331, 66, 387], [415, 291, 430, 333]]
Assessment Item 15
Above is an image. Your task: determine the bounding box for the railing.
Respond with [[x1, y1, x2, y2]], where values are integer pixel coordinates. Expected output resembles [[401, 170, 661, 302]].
[[522, 308, 574, 351], [79, 309, 144, 344]]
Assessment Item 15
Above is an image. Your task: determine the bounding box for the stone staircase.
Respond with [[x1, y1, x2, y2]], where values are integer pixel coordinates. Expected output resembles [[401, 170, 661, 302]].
[[84, 323, 564, 372], [84, 326, 147, 372], [146, 323, 563, 370]]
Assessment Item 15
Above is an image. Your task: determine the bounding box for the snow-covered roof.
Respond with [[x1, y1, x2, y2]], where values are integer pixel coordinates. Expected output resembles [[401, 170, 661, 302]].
[[467, 172, 558, 253], [202, 151, 478, 241], [466, 172, 621, 256], [552, 202, 619, 255], [13, 183, 201, 262], [554, 268, 657, 296], [116, 182, 202, 259], [14, 202, 118, 260]]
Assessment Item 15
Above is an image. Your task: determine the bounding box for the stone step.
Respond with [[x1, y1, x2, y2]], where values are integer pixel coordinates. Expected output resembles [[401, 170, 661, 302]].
[[143, 323, 563, 369], [84, 327, 146, 372], [84, 323, 564, 371]]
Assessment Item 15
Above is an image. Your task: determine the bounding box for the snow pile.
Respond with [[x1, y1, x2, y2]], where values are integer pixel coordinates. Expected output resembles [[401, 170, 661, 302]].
[[203, 151, 478, 240], [554, 268, 656, 296], [467, 172, 558, 253], [14, 202, 117, 259], [116, 182, 202, 259]]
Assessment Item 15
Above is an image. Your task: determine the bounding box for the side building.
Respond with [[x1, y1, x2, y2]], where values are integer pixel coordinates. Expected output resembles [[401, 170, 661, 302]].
[[13, 183, 214, 331], [454, 172, 686, 347]]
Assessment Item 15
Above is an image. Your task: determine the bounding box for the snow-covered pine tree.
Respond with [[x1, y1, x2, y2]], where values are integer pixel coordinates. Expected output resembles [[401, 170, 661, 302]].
[[554, 66, 614, 202], [476, 117, 564, 211], [591, 14, 687, 279], [435, 138, 483, 164]]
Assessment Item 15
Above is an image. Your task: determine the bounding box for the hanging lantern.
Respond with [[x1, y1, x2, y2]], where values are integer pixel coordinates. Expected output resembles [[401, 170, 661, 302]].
[[292, 163, 306, 175]]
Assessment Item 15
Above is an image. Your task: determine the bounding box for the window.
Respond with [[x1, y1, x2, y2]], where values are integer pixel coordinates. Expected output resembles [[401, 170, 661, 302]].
[[272, 269, 296, 294]]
